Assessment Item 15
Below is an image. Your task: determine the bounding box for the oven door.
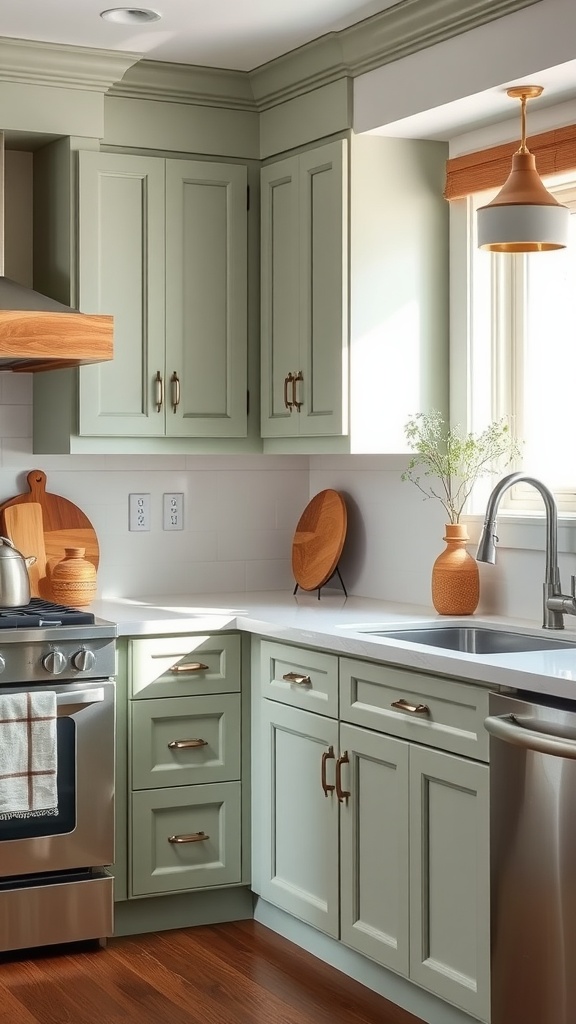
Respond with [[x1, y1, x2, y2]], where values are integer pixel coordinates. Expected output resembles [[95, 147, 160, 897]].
[[0, 679, 115, 878]]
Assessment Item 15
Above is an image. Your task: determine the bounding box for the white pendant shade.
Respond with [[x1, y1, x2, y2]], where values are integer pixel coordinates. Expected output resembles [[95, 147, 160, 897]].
[[477, 202, 570, 253]]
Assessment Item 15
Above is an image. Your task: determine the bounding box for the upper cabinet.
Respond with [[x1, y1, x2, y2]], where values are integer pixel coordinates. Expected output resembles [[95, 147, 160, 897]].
[[260, 134, 450, 454], [260, 141, 347, 439], [32, 141, 255, 455], [78, 152, 248, 439]]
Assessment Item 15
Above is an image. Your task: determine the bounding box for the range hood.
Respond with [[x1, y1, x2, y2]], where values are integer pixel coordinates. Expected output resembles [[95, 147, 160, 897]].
[[0, 134, 113, 373]]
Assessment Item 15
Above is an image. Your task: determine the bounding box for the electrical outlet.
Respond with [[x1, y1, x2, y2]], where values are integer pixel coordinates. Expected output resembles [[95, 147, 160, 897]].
[[163, 493, 184, 531], [129, 493, 151, 531]]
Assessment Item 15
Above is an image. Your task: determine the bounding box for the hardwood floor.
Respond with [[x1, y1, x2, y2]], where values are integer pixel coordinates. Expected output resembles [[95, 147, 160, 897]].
[[0, 920, 425, 1024]]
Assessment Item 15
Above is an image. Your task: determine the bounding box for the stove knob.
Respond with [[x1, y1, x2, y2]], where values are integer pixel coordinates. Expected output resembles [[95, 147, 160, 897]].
[[72, 648, 96, 672], [43, 650, 67, 675]]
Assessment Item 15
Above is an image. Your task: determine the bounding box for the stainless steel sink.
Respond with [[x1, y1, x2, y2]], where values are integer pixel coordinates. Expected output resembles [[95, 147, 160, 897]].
[[365, 626, 576, 655]]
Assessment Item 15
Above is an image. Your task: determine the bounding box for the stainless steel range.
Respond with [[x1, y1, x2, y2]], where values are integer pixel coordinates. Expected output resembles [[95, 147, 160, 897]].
[[0, 598, 116, 954]]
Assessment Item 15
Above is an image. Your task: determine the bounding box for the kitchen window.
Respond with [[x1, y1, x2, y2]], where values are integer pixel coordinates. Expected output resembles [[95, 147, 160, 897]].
[[450, 174, 576, 521]]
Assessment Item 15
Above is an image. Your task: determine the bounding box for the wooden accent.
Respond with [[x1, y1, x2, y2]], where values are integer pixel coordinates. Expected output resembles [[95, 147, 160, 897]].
[[0, 922, 424, 1023], [0, 470, 99, 601], [0, 311, 113, 371], [2, 502, 47, 598], [291, 489, 347, 592], [444, 122, 576, 200]]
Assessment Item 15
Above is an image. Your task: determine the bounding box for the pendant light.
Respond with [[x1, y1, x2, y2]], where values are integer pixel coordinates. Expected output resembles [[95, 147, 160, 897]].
[[477, 86, 569, 253]]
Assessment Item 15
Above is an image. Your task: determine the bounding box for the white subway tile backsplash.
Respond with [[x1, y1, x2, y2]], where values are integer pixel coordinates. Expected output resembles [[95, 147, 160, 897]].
[[0, 387, 553, 617]]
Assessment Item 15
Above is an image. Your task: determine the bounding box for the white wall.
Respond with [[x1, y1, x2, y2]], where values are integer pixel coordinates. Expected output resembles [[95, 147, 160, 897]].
[[0, 374, 309, 599]]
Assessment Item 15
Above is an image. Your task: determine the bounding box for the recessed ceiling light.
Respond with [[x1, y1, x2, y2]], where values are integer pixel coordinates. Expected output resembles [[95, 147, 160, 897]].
[[100, 8, 161, 24]]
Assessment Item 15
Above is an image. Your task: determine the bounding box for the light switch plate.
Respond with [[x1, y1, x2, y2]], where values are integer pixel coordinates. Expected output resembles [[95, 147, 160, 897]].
[[163, 492, 184, 531]]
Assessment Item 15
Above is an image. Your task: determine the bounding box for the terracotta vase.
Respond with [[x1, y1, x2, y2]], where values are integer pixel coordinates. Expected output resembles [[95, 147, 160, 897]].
[[50, 547, 97, 608], [431, 524, 479, 616]]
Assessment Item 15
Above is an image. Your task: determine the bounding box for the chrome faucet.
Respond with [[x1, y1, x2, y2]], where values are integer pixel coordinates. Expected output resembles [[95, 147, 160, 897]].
[[476, 472, 576, 630]]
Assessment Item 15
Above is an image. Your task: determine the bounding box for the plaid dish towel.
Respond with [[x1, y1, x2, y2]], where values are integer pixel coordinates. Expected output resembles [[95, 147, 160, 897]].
[[0, 691, 58, 819]]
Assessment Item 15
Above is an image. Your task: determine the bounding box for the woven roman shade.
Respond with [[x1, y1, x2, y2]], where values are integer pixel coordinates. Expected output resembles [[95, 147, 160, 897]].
[[444, 123, 576, 200]]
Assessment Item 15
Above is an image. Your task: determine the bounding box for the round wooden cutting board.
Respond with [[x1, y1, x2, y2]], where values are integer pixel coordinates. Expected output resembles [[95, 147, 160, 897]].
[[291, 489, 347, 592], [0, 469, 100, 601]]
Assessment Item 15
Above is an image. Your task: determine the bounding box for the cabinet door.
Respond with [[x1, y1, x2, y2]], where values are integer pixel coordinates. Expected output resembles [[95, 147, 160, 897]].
[[78, 151, 166, 437], [165, 160, 248, 438], [298, 141, 348, 436], [339, 723, 409, 976], [260, 156, 300, 437], [409, 745, 490, 1022], [258, 700, 339, 936]]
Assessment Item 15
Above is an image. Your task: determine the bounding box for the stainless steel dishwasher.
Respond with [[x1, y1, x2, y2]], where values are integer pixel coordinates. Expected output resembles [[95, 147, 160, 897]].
[[485, 691, 576, 1024]]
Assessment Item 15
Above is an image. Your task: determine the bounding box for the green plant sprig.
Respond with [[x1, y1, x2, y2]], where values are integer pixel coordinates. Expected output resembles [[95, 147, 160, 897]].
[[402, 411, 521, 524]]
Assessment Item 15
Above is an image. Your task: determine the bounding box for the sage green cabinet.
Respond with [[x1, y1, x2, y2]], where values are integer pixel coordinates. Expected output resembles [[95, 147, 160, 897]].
[[78, 151, 248, 439], [260, 140, 347, 438], [253, 640, 490, 1023], [128, 633, 245, 899], [258, 699, 340, 934], [260, 134, 449, 453]]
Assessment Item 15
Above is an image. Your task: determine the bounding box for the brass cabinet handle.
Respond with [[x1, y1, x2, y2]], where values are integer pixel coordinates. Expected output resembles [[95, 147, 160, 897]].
[[170, 662, 209, 674], [168, 832, 209, 844], [170, 371, 180, 412], [321, 745, 335, 797], [336, 751, 350, 803], [391, 698, 430, 715], [154, 370, 163, 412], [284, 372, 295, 410], [168, 739, 208, 749], [282, 671, 312, 686], [292, 370, 303, 411]]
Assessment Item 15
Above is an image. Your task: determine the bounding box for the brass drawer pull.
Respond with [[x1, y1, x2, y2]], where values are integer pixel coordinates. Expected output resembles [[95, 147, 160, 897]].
[[391, 698, 430, 715], [170, 370, 180, 412], [168, 739, 208, 749], [336, 751, 350, 803], [321, 745, 335, 796], [154, 370, 163, 412], [282, 672, 312, 686], [170, 662, 209, 674], [284, 372, 295, 411], [168, 832, 209, 844], [292, 370, 303, 411]]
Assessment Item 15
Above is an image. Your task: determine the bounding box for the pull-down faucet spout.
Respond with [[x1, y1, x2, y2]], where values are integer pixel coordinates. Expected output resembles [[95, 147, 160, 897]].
[[477, 472, 576, 630]]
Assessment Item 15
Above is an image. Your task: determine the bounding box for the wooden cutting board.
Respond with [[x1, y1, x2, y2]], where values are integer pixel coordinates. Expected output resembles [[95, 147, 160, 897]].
[[0, 470, 100, 600], [291, 489, 347, 592], [2, 502, 47, 598]]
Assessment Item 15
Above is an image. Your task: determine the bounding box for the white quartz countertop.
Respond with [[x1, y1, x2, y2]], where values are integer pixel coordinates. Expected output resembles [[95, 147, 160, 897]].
[[91, 591, 576, 701]]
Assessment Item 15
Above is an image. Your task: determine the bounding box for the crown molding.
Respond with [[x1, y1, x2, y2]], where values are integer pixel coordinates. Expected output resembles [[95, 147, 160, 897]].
[[249, 0, 542, 109], [0, 0, 542, 113], [0, 37, 140, 92], [108, 59, 256, 111]]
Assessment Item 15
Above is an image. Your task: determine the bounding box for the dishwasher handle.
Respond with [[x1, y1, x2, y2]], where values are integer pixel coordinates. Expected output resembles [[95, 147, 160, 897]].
[[485, 713, 576, 760]]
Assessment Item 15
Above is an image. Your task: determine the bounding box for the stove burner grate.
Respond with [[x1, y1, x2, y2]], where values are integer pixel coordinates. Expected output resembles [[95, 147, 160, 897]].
[[0, 598, 96, 628]]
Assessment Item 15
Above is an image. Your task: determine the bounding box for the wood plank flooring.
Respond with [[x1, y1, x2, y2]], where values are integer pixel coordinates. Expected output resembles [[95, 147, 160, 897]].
[[0, 920, 425, 1024]]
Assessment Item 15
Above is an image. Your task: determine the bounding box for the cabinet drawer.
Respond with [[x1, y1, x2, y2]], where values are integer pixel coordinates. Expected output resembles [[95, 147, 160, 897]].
[[260, 641, 338, 717], [130, 782, 241, 897], [129, 634, 240, 699], [131, 694, 241, 790], [340, 658, 489, 761]]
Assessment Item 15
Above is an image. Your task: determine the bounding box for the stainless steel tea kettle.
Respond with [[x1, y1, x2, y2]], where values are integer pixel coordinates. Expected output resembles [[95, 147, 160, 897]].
[[0, 536, 36, 607]]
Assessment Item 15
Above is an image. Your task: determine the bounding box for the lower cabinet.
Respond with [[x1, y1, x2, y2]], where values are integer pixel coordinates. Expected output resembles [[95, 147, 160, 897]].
[[255, 640, 490, 1023], [128, 633, 244, 899]]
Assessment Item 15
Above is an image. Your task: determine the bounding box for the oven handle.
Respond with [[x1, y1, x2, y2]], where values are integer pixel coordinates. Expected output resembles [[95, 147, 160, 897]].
[[56, 687, 105, 710]]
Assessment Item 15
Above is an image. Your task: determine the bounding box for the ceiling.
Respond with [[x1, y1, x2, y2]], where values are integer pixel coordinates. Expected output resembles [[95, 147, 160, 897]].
[[0, 0, 402, 73]]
